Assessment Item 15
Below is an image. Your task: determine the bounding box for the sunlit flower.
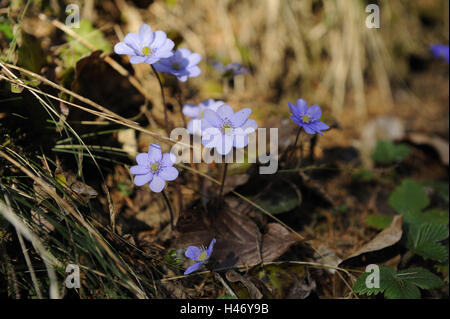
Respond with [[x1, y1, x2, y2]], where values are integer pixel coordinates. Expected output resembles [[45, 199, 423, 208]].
[[202, 104, 258, 155], [153, 48, 202, 82], [211, 61, 249, 77], [184, 238, 216, 275], [114, 24, 174, 65], [130, 143, 178, 193], [182, 99, 225, 134], [288, 99, 329, 136], [430, 44, 449, 63]]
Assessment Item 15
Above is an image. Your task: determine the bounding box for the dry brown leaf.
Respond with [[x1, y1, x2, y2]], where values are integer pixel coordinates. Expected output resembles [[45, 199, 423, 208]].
[[339, 215, 403, 266], [174, 205, 298, 267]]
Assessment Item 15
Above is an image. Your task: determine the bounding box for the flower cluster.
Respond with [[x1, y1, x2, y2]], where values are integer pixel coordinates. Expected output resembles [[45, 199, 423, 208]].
[[123, 25, 332, 275], [288, 99, 329, 136], [114, 24, 201, 81]]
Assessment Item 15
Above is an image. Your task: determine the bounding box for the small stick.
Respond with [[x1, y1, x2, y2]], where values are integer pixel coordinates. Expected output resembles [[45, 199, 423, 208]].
[[161, 189, 175, 230], [151, 65, 171, 136], [217, 162, 228, 206]]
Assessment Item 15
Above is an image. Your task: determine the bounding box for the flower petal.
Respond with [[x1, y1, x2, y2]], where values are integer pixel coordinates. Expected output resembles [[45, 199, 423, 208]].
[[134, 173, 153, 186], [161, 153, 175, 167], [203, 109, 222, 127], [130, 165, 150, 175], [182, 104, 201, 118], [187, 53, 202, 66], [217, 134, 234, 155], [136, 153, 149, 166], [151, 30, 167, 49], [187, 66, 201, 78], [217, 104, 234, 120], [148, 143, 162, 162], [231, 108, 251, 127], [159, 166, 179, 181], [288, 102, 302, 118], [149, 175, 165, 192], [311, 121, 329, 131], [240, 119, 258, 133], [124, 33, 141, 51], [138, 24, 153, 46], [207, 238, 216, 258], [296, 99, 308, 114], [302, 124, 316, 135], [306, 104, 322, 121], [114, 42, 135, 55], [185, 246, 203, 260], [130, 56, 147, 64], [233, 134, 249, 148], [184, 262, 202, 275]]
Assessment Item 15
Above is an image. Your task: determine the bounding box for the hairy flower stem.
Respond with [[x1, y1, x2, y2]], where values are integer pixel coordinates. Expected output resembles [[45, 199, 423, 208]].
[[161, 189, 175, 230], [217, 162, 228, 207], [151, 65, 170, 136]]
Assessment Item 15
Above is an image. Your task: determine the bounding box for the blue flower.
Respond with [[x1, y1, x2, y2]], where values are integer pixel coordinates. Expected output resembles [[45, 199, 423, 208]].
[[288, 99, 329, 135], [130, 143, 178, 193], [430, 44, 449, 63], [114, 24, 175, 65], [211, 61, 249, 77], [201, 104, 258, 155], [184, 238, 216, 275], [153, 48, 202, 82], [182, 99, 225, 134]]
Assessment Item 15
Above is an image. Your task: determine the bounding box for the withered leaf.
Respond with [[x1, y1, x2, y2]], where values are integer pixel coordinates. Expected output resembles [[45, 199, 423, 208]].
[[339, 215, 403, 266], [174, 204, 298, 268], [225, 270, 263, 299]]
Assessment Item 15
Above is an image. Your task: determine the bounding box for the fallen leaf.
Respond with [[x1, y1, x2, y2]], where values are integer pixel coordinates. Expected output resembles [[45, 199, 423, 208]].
[[225, 270, 263, 299], [174, 204, 298, 267], [249, 263, 315, 299], [339, 215, 403, 266]]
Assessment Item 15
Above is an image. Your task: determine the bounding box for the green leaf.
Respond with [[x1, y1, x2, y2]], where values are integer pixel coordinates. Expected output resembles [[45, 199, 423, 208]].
[[17, 32, 45, 73], [422, 209, 449, 225], [354, 266, 443, 299], [366, 214, 394, 230], [371, 140, 410, 165], [59, 20, 112, 69], [403, 216, 449, 262], [0, 19, 13, 40], [397, 268, 444, 290], [389, 179, 429, 214]]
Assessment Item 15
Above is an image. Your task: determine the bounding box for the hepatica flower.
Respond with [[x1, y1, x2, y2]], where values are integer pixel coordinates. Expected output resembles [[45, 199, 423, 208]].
[[153, 48, 202, 82], [211, 61, 249, 77], [130, 143, 178, 193], [289, 99, 329, 136], [184, 238, 216, 275], [114, 24, 175, 65], [182, 99, 225, 134], [430, 44, 449, 63], [202, 104, 258, 155]]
